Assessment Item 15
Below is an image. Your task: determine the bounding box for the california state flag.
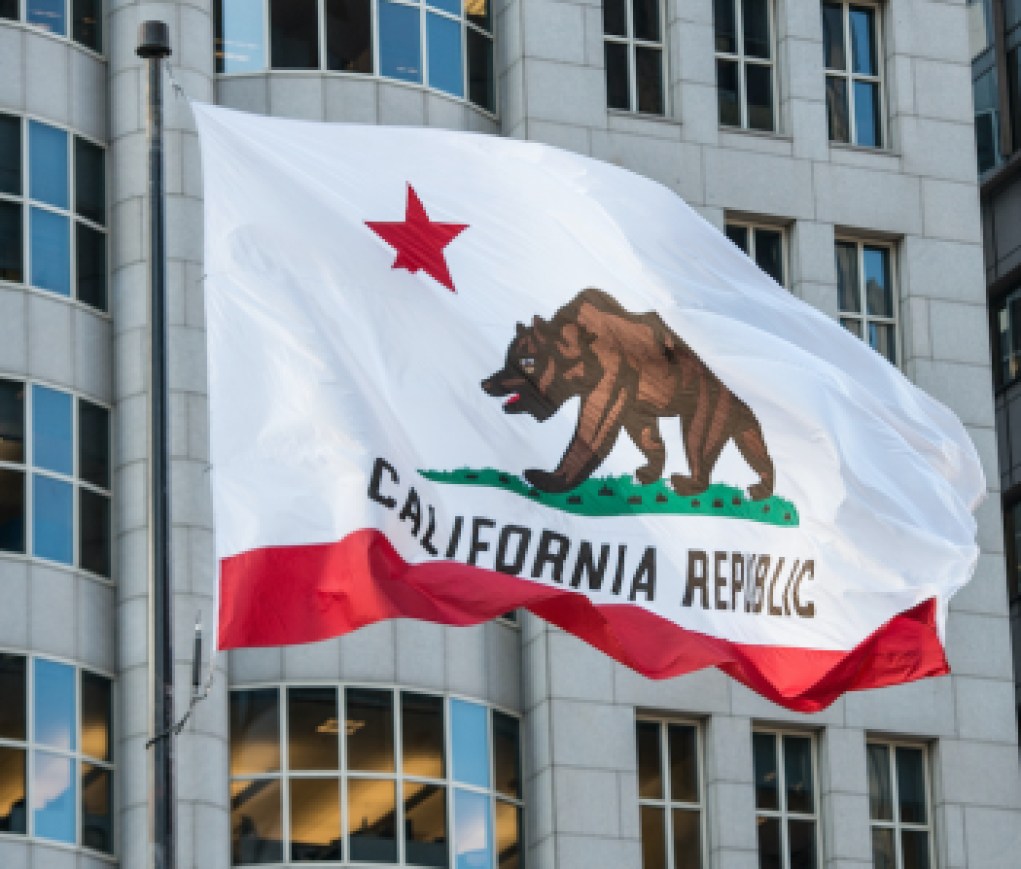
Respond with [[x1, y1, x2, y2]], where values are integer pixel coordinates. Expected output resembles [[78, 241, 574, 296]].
[[194, 104, 983, 712]]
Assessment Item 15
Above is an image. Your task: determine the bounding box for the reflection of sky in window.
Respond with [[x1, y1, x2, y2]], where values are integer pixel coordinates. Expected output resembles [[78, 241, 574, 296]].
[[30, 208, 70, 297], [853, 80, 878, 146], [28, 122, 68, 209], [427, 13, 463, 98], [451, 699, 489, 788], [454, 788, 492, 869], [849, 8, 874, 75], [32, 386, 72, 475], [221, 0, 267, 72], [32, 751, 75, 844], [380, 0, 422, 83], [34, 659, 75, 750], [32, 475, 73, 564], [27, 0, 67, 35]]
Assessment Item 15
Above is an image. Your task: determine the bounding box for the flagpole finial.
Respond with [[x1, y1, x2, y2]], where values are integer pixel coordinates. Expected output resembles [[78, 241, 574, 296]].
[[136, 20, 171, 59]]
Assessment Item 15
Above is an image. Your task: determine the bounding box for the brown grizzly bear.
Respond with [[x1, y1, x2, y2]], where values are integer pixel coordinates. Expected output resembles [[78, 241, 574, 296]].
[[481, 288, 775, 500]]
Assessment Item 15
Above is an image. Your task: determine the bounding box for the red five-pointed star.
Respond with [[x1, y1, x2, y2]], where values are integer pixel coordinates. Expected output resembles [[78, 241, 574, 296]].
[[365, 185, 468, 293]]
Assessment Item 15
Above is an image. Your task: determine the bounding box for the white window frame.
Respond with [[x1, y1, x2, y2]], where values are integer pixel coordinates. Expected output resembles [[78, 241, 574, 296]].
[[835, 236, 899, 365], [866, 740, 934, 869], [714, 0, 778, 131], [603, 0, 668, 115], [824, 0, 886, 147], [724, 217, 788, 287]]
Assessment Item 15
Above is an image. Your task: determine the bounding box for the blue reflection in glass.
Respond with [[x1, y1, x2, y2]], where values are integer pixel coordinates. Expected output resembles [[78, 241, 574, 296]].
[[454, 788, 493, 869], [220, 0, 267, 72], [429, 0, 461, 15], [32, 386, 73, 475], [34, 659, 76, 750], [427, 13, 463, 98], [451, 699, 489, 788], [27, 0, 66, 36], [380, 0, 422, 83], [30, 208, 70, 296], [33, 475, 73, 565], [33, 751, 76, 844], [853, 80, 879, 147], [849, 7, 874, 75], [28, 122, 68, 209]]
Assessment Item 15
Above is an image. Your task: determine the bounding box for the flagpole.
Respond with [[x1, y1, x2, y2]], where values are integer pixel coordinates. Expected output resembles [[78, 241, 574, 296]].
[[136, 20, 175, 869]]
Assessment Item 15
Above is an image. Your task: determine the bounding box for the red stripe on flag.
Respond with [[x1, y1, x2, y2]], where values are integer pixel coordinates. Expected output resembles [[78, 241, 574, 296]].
[[218, 529, 949, 712]]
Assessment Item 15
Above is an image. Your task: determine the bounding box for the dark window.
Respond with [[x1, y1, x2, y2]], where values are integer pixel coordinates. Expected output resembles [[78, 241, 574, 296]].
[[0, 113, 20, 196], [0, 468, 25, 553], [1010, 48, 1021, 153], [973, 63, 1000, 174], [868, 743, 932, 869], [836, 240, 896, 364], [79, 488, 111, 577], [74, 138, 105, 226], [0, 0, 17, 19], [824, 2, 884, 147], [604, 0, 665, 114], [994, 288, 1021, 389], [326, 0, 373, 73], [754, 732, 818, 869], [76, 223, 107, 311], [726, 221, 785, 286], [72, 0, 102, 52], [714, 0, 775, 130], [270, 0, 320, 69]]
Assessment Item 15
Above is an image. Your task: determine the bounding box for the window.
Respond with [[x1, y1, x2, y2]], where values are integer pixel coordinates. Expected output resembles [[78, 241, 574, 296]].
[[0, 378, 111, 577], [1010, 46, 1021, 153], [1, 0, 102, 52], [823, 2, 884, 147], [229, 686, 522, 866], [714, 0, 776, 131], [213, 0, 496, 113], [725, 220, 785, 286], [0, 114, 108, 311], [867, 742, 932, 869], [0, 653, 113, 854], [636, 719, 703, 869], [835, 239, 897, 364], [603, 0, 666, 114], [993, 287, 1021, 389], [753, 731, 818, 869]]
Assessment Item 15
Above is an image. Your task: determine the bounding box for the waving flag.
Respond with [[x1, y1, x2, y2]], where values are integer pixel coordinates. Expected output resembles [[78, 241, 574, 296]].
[[193, 103, 984, 712]]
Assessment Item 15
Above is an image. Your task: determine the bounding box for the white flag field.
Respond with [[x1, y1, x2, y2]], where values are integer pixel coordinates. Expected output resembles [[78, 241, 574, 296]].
[[194, 103, 984, 711]]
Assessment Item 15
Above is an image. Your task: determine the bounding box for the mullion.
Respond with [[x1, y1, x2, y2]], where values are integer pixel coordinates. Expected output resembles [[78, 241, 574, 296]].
[[736, 0, 747, 128]]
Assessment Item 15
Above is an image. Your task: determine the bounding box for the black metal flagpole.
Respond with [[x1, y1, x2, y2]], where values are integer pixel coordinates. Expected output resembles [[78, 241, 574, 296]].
[[137, 20, 175, 869]]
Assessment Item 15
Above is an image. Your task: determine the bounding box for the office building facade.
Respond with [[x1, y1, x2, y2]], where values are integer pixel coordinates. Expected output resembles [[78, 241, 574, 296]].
[[0, 0, 1019, 867]]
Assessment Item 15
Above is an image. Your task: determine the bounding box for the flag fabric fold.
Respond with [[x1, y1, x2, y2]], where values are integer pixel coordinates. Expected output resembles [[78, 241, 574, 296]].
[[194, 103, 983, 711]]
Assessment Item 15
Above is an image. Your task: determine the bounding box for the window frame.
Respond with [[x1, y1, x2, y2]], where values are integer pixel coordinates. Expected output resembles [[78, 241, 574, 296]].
[[1, 0, 105, 57], [865, 739, 934, 869], [824, 0, 887, 148], [603, 0, 668, 116], [834, 236, 899, 365], [714, 0, 778, 131], [724, 217, 788, 287], [752, 728, 822, 869]]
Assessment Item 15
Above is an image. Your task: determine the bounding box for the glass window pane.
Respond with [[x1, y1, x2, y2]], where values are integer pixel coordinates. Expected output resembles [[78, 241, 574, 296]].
[[81, 762, 113, 854], [402, 692, 445, 779], [868, 322, 896, 363], [429, 0, 460, 13], [30, 208, 70, 297], [0, 0, 15, 20], [404, 782, 447, 867], [454, 788, 493, 869], [79, 489, 111, 577], [0, 113, 20, 196], [863, 246, 891, 316], [347, 688, 394, 772], [717, 59, 741, 126], [0, 379, 24, 463], [756, 815, 781, 869], [840, 317, 862, 337], [427, 12, 464, 98], [270, 0, 319, 69], [853, 80, 881, 147], [1011, 48, 1021, 153], [826, 76, 850, 142], [76, 223, 107, 310], [0, 747, 26, 834], [672, 808, 701, 869], [72, 0, 102, 52], [230, 689, 280, 775], [27, 0, 66, 36], [74, 138, 105, 225], [746, 63, 774, 131], [287, 687, 338, 771], [752, 733, 778, 810], [0, 655, 25, 740], [493, 711, 521, 799], [901, 829, 930, 869], [32, 751, 75, 843], [640, 805, 666, 869], [636, 47, 664, 114], [0, 469, 24, 553], [895, 747, 927, 824], [726, 223, 749, 253], [232, 778, 284, 864], [33, 475, 73, 564], [32, 385, 73, 475], [783, 735, 814, 814], [326, 0, 373, 73], [467, 30, 495, 112], [866, 743, 892, 820], [605, 42, 631, 111], [822, 3, 845, 70], [604, 0, 627, 37], [850, 6, 876, 75], [495, 801, 520, 869], [754, 228, 783, 285], [451, 698, 489, 787], [788, 819, 817, 869], [29, 122, 68, 209], [0, 201, 22, 283], [636, 721, 663, 799], [714, 0, 737, 53], [835, 241, 859, 312], [380, 0, 422, 83], [668, 724, 698, 803], [872, 826, 895, 869], [742, 0, 771, 58], [216, 0, 267, 73], [81, 671, 112, 761], [467, 0, 490, 31], [974, 66, 1001, 174], [348, 777, 397, 863], [633, 0, 661, 41], [78, 399, 110, 489], [289, 778, 341, 861], [34, 659, 75, 750]]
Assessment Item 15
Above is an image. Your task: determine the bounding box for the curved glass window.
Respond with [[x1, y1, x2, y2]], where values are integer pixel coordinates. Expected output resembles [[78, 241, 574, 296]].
[[0, 378, 111, 577], [229, 685, 522, 866], [214, 0, 497, 113], [0, 114, 108, 312], [0, 0, 102, 52], [0, 652, 113, 854]]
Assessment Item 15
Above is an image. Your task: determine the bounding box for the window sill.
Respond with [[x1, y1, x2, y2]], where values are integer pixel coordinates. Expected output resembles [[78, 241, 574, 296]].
[[828, 141, 899, 159], [718, 124, 792, 143]]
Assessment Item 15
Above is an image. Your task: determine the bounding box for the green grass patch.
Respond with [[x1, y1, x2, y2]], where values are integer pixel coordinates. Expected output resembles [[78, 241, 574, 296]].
[[418, 467, 798, 527]]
